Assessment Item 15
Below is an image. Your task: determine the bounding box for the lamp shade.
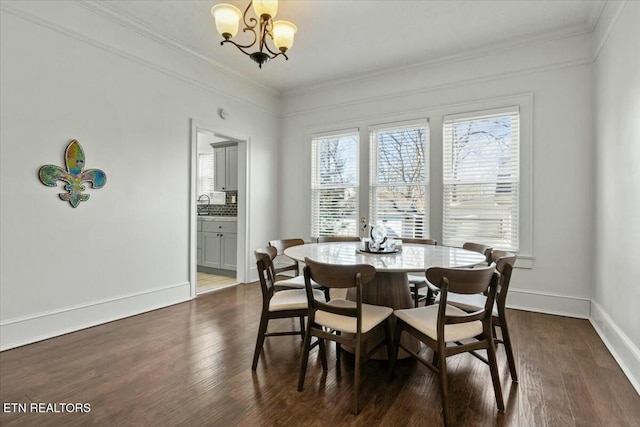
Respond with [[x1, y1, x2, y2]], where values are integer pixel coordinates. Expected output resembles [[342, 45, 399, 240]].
[[211, 4, 242, 38], [252, 0, 278, 19], [272, 20, 297, 52]]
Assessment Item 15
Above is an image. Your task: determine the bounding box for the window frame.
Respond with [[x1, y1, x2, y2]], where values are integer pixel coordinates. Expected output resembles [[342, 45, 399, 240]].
[[441, 106, 521, 252], [368, 119, 430, 239], [310, 128, 360, 238]]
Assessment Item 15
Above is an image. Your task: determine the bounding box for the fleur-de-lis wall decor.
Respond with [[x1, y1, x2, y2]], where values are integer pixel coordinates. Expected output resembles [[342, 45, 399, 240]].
[[38, 140, 107, 208]]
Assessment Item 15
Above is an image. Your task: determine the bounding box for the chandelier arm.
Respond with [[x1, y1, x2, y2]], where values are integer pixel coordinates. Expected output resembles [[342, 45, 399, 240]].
[[255, 18, 278, 61], [242, 1, 256, 29], [221, 39, 259, 58], [264, 19, 273, 53], [262, 39, 281, 57], [261, 23, 279, 57], [225, 2, 258, 49], [256, 18, 265, 54], [226, 26, 258, 50]]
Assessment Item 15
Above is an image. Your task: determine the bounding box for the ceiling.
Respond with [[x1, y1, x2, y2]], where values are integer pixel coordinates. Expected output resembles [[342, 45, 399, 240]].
[[99, 0, 605, 93]]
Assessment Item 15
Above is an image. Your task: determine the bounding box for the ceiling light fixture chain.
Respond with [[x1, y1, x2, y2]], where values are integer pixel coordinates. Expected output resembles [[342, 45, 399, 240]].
[[211, 0, 297, 68]]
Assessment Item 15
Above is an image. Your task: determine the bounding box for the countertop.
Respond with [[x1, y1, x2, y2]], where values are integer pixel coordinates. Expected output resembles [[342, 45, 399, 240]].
[[197, 216, 237, 222]]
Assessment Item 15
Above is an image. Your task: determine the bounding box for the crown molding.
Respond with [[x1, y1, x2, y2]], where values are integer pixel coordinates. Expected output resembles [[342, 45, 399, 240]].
[[80, 0, 280, 98], [0, 1, 280, 116], [282, 21, 596, 98], [586, 0, 608, 32], [281, 56, 590, 119], [592, 0, 628, 62]]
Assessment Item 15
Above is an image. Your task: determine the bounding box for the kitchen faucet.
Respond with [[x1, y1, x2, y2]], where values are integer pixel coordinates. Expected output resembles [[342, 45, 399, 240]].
[[197, 194, 210, 204]]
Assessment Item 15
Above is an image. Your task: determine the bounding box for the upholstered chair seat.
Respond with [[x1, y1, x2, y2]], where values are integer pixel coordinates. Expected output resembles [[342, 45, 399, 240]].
[[314, 298, 393, 334]]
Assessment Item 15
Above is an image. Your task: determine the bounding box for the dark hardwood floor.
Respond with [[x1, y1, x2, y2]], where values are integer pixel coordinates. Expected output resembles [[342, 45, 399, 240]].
[[1, 283, 639, 426]]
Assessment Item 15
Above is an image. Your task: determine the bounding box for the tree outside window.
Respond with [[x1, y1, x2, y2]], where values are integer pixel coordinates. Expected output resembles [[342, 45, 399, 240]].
[[311, 132, 359, 237], [443, 109, 520, 251], [370, 123, 429, 239]]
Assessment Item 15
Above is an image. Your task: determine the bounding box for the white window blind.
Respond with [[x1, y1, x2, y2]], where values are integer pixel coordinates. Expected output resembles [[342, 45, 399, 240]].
[[369, 121, 429, 239], [311, 130, 359, 237], [198, 152, 225, 204], [198, 153, 215, 196], [442, 108, 520, 251]]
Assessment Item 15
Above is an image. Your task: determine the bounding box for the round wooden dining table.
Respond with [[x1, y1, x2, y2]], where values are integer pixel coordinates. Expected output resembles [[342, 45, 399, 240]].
[[284, 241, 487, 359]]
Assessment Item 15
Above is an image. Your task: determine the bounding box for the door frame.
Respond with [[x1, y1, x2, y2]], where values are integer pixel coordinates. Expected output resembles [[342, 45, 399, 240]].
[[190, 119, 251, 298]]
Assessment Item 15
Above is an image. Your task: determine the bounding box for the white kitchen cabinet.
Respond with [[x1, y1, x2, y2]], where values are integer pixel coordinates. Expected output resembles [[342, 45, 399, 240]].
[[202, 232, 222, 268], [214, 145, 238, 192], [220, 233, 237, 270], [201, 220, 237, 270]]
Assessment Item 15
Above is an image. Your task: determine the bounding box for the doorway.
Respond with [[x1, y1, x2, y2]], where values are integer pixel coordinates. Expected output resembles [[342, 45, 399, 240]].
[[190, 120, 249, 297]]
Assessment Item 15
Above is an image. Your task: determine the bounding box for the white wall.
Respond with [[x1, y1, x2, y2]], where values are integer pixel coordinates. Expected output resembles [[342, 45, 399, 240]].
[[592, 1, 640, 392], [281, 33, 596, 318], [0, 1, 280, 350]]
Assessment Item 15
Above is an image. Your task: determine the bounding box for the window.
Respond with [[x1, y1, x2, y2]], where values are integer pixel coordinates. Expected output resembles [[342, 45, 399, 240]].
[[369, 121, 429, 238], [311, 130, 359, 237], [197, 152, 225, 204], [442, 107, 520, 251], [198, 152, 215, 196]]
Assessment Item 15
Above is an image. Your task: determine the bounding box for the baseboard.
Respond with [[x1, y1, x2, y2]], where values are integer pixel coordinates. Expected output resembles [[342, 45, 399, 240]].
[[507, 288, 591, 318], [589, 300, 640, 395], [506, 290, 639, 394], [0, 282, 192, 351]]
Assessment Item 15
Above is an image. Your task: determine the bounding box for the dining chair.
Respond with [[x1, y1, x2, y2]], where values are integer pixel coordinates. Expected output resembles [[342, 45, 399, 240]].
[[269, 238, 305, 278], [316, 236, 362, 243], [259, 246, 329, 299], [252, 247, 326, 371], [446, 250, 518, 381], [463, 241, 493, 266], [298, 257, 393, 415], [403, 238, 438, 307], [390, 265, 504, 426]]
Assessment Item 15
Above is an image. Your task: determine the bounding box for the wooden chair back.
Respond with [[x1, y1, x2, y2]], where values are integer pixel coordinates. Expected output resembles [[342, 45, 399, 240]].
[[303, 257, 375, 321], [428, 265, 499, 342], [426, 265, 496, 296], [268, 238, 304, 276], [401, 238, 437, 245], [492, 250, 516, 274], [490, 250, 516, 310], [269, 238, 304, 254], [463, 242, 493, 265], [316, 236, 361, 243], [304, 257, 376, 289], [254, 246, 278, 300]]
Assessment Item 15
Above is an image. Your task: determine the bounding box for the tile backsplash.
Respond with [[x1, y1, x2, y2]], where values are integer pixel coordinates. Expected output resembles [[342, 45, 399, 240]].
[[197, 191, 237, 216]]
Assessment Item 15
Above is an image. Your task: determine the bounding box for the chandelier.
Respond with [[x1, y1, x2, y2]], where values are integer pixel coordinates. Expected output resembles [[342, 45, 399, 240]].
[[211, 0, 297, 68]]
